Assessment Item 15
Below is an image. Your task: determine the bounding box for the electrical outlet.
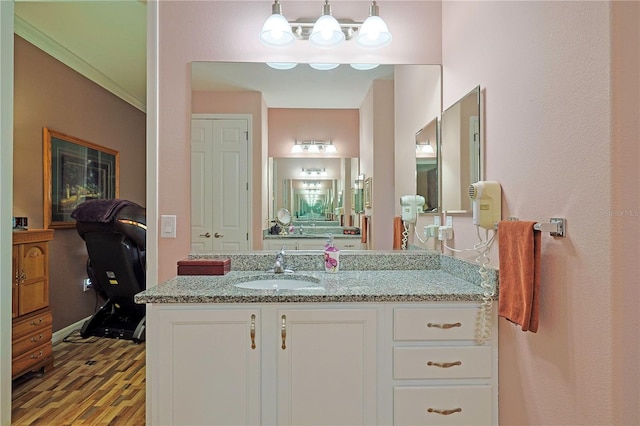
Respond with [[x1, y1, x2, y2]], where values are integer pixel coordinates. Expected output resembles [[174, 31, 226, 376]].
[[434, 216, 441, 226], [446, 215, 453, 227], [83, 278, 92, 292]]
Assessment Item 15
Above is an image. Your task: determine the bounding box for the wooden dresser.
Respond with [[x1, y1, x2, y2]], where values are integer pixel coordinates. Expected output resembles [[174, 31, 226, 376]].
[[12, 229, 54, 380]]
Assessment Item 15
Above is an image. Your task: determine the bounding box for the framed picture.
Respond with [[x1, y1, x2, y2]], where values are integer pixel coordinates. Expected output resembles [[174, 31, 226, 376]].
[[43, 128, 119, 229], [364, 177, 372, 208]]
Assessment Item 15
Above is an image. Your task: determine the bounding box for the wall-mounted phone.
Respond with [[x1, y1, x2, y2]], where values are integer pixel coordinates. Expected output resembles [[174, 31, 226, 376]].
[[468, 181, 501, 230], [400, 195, 425, 224]]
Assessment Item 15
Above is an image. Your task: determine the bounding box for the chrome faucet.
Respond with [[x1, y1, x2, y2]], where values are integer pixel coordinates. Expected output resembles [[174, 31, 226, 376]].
[[273, 247, 286, 274]]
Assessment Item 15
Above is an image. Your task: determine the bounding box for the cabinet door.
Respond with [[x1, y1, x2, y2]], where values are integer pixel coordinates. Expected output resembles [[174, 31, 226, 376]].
[[12, 246, 19, 318], [17, 242, 49, 316], [155, 308, 261, 426], [277, 308, 377, 425]]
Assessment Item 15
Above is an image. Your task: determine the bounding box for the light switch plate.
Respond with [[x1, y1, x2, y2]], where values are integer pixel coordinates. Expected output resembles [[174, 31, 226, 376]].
[[161, 215, 177, 238]]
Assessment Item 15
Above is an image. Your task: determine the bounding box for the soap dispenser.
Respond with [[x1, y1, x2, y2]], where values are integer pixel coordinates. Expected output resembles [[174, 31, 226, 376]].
[[324, 235, 340, 273]]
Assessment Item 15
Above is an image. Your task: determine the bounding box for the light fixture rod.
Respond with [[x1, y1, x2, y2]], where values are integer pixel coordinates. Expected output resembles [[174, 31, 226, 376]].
[[290, 18, 362, 41]]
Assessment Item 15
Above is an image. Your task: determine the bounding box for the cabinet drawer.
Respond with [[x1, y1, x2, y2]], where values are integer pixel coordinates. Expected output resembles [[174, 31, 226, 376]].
[[394, 385, 492, 426], [12, 341, 53, 378], [394, 308, 479, 341], [393, 346, 492, 379], [12, 325, 52, 357], [13, 308, 53, 340]]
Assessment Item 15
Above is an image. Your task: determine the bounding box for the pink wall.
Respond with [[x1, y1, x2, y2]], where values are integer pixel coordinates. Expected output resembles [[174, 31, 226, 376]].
[[443, 1, 638, 424], [156, 1, 442, 281], [268, 108, 359, 158], [156, 2, 640, 423], [14, 36, 146, 331]]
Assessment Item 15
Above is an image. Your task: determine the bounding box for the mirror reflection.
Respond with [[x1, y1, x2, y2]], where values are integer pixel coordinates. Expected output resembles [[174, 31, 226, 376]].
[[440, 85, 481, 213], [190, 62, 451, 250], [415, 118, 438, 212]]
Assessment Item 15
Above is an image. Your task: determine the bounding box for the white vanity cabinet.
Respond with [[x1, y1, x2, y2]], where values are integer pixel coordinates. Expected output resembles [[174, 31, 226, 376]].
[[147, 300, 498, 425], [263, 238, 364, 251], [153, 307, 261, 425], [389, 304, 498, 426], [148, 304, 378, 425]]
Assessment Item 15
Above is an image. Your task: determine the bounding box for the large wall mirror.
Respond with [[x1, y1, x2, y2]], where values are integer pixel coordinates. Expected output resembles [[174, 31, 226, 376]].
[[190, 62, 480, 248], [440, 85, 481, 213]]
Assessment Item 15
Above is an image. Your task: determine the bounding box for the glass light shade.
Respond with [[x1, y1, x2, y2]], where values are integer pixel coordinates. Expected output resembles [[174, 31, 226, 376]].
[[309, 14, 345, 48], [350, 63, 380, 71], [291, 144, 303, 153], [260, 13, 295, 47], [357, 15, 392, 48], [324, 144, 337, 154], [417, 144, 434, 154], [267, 62, 298, 70], [309, 63, 339, 71], [307, 144, 320, 153]]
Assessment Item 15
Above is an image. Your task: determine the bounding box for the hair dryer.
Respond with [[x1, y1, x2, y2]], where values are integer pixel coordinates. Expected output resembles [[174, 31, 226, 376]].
[[468, 181, 501, 230]]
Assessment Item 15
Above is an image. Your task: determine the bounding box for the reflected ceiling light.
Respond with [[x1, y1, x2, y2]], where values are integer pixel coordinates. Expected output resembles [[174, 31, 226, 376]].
[[416, 139, 435, 154], [357, 1, 392, 48], [260, 1, 391, 50], [301, 168, 327, 177], [266, 62, 298, 70], [310, 63, 339, 71], [309, 1, 345, 48], [292, 140, 338, 154], [260, 0, 295, 47], [350, 63, 380, 71]]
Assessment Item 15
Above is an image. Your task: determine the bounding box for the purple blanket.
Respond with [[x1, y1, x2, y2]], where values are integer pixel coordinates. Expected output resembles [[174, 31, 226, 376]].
[[71, 199, 141, 223]]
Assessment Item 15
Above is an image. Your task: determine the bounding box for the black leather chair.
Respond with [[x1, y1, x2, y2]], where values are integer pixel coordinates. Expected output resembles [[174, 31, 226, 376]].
[[72, 199, 146, 343]]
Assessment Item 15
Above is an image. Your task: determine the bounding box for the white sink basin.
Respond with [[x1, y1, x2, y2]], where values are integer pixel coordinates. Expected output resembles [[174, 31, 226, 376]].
[[234, 277, 319, 290]]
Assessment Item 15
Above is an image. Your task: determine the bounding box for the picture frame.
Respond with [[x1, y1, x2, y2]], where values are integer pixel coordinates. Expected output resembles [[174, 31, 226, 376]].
[[43, 128, 119, 229], [364, 177, 372, 209]]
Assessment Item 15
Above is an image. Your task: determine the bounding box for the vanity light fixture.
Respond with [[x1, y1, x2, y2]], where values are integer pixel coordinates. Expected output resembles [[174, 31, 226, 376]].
[[301, 168, 327, 177], [266, 62, 298, 70], [292, 140, 337, 154], [260, 0, 296, 47], [416, 139, 435, 154], [260, 0, 392, 50]]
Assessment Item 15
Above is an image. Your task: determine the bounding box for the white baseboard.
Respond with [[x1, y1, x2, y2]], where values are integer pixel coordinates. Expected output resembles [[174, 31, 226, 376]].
[[52, 316, 91, 344]]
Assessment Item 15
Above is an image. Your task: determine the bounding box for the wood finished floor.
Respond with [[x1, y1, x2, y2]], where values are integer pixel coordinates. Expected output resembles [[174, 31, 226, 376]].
[[11, 332, 145, 426]]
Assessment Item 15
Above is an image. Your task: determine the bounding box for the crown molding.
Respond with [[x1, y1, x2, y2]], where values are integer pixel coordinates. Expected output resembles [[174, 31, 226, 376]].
[[14, 15, 146, 112]]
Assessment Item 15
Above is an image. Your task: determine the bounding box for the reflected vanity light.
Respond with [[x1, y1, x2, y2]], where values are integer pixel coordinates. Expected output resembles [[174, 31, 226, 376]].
[[266, 62, 298, 70], [292, 140, 337, 154], [416, 140, 434, 154], [260, 0, 392, 49], [301, 168, 327, 177]]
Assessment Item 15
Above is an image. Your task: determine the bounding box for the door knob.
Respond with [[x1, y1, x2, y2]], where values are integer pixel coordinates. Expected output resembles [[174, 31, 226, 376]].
[[214, 232, 224, 238], [199, 232, 211, 238]]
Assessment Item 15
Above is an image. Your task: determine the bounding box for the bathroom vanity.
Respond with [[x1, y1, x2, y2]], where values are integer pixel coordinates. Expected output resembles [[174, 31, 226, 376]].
[[136, 252, 498, 425]]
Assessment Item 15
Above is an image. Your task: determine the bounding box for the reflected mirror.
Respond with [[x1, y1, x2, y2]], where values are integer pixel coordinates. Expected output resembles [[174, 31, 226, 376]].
[[415, 118, 438, 212], [440, 86, 481, 213]]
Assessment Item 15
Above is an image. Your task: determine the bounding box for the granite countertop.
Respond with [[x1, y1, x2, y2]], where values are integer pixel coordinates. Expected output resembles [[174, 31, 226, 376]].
[[135, 251, 499, 304]]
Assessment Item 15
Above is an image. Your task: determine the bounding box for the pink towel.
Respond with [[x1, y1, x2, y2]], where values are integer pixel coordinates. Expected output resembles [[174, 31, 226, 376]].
[[498, 221, 541, 332]]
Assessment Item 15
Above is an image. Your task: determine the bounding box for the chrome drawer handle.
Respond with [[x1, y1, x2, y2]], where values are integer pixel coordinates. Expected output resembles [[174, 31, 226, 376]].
[[426, 322, 461, 329], [250, 314, 256, 350], [427, 408, 462, 415], [427, 361, 462, 368], [281, 315, 287, 350]]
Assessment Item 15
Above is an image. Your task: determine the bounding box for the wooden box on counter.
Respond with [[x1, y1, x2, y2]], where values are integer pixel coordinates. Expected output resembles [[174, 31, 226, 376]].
[[177, 258, 231, 276]]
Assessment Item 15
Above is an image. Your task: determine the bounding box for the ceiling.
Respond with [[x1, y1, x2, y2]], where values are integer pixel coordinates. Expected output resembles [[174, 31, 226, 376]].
[[14, 1, 396, 112], [15, 0, 147, 111]]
